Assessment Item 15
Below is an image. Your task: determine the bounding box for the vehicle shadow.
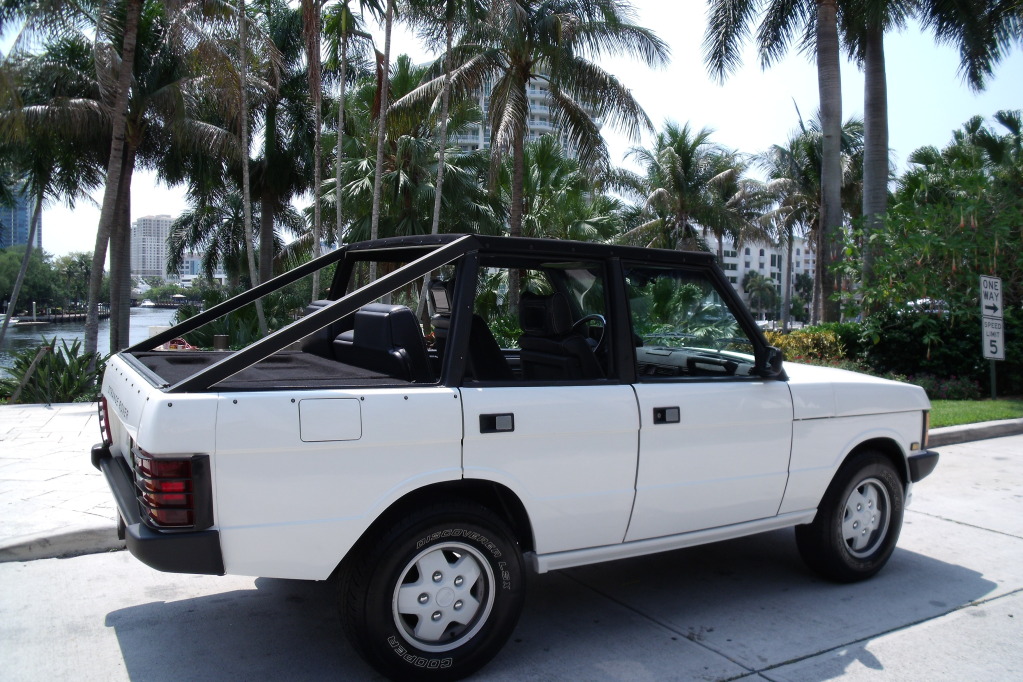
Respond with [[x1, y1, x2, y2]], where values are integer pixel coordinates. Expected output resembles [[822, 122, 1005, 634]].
[[104, 527, 1000, 681]]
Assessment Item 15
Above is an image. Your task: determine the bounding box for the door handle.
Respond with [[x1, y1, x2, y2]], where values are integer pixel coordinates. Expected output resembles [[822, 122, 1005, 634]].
[[653, 406, 680, 424], [480, 413, 515, 433]]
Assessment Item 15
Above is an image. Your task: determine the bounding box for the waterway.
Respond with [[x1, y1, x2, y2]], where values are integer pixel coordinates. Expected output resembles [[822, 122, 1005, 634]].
[[0, 307, 177, 373]]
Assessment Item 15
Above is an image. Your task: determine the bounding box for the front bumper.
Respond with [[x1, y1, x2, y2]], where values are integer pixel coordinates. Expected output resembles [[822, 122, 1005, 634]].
[[91, 443, 224, 575], [908, 450, 940, 483]]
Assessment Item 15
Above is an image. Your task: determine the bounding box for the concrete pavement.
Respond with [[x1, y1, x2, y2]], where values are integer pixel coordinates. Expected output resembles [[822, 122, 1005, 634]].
[[0, 402, 1021, 562], [0, 429, 1021, 680]]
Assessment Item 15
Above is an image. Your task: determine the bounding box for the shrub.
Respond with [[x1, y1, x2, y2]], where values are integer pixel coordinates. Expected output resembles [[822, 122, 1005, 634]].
[[765, 328, 845, 362], [907, 373, 983, 401], [0, 338, 106, 405], [859, 307, 985, 382], [811, 321, 867, 359]]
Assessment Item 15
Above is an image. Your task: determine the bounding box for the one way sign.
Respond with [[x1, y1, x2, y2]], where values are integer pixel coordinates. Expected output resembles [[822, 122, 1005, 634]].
[[981, 276, 1003, 318]]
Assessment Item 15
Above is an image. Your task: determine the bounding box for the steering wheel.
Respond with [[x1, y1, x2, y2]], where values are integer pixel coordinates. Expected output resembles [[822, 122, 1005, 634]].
[[573, 313, 607, 354]]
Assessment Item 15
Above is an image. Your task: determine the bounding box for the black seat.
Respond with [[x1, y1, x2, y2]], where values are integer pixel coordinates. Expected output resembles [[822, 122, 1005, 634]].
[[333, 304, 433, 383], [429, 279, 513, 381], [518, 291, 603, 381]]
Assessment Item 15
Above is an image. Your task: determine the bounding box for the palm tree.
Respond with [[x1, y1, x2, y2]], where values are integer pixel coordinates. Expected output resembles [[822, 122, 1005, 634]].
[[705, 0, 845, 322], [0, 30, 107, 349], [743, 270, 778, 321], [842, 0, 1022, 306], [238, 0, 268, 335], [428, 0, 669, 246], [368, 0, 396, 282], [301, 0, 326, 298], [324, 0, 380, 242], [758, 113, 864, 325], [403, 0, 486, 241], [500, 133, 623, 243], [331, 55, 504, 242], [615, 122, 764, 254], [2, 0, 147, 355]]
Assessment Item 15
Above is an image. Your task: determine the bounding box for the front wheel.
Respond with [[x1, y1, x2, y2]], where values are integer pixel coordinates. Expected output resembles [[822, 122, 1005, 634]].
[[338, 502, 525, 681], [795, 451, 905, 583]]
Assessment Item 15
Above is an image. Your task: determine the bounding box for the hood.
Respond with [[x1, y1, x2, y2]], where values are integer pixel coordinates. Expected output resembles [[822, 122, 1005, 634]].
[[784, 362, 931, 420]]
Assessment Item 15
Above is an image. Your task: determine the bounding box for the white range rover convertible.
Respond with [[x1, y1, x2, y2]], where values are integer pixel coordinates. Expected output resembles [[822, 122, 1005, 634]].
[[93, 235, 938, 681]]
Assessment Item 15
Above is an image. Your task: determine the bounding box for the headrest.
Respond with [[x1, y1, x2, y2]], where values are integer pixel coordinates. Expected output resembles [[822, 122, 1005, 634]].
[[428, 279, 453, 315], [519, 291, 574, 337]]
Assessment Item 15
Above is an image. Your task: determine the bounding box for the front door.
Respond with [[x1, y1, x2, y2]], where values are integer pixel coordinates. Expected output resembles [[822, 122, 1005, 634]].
[[621, 263, 793, 542]]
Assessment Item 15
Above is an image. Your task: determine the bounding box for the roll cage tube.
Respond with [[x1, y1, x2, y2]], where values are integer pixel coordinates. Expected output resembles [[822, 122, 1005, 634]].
[[162, 236, 475, 393]]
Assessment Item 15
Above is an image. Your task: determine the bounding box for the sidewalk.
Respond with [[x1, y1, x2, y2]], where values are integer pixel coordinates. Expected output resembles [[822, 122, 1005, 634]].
[[0, 403, 124, 562], [1, 402, 1021, 563]]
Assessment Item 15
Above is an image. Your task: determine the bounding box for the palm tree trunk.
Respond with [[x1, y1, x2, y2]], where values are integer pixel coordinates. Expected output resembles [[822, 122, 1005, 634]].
[[861, 22, 887, 314], [430, 20, 453, 239], [507, 112, 526, 314], [304, 0, 323, 299], [259, 191, 277, 283], [108, 151, 134, 353], [368, 0, 395, 283], [85, 0, 142, 359], [417, 20, 454, 324], [815, 0, 843, 323], [336, 36, 348, 243], [782, 224, 793, 332], [259, 100, 278, 285], [0, 189, 44, 349], [238, 0, 267, 336]]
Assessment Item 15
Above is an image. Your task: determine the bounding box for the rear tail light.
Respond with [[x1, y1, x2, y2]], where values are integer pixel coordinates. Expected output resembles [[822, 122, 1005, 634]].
[[98, 396, 112, 447], [132, 447, 213, 530], [922, 411, 930, 450]]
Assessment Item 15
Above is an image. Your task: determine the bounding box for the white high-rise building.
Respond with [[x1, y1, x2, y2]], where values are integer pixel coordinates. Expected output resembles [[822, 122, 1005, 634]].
[[709, 236, 816, 318], [130, 214, 173, 279]]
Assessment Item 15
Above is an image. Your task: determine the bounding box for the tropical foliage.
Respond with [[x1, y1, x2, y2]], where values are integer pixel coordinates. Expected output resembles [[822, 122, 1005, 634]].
[[0, 338, 106, 404]]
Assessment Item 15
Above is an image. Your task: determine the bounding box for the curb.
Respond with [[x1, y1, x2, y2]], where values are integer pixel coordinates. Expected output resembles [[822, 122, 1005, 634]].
[[0, 526, 125, 564], [928, 418, 1023, 448]]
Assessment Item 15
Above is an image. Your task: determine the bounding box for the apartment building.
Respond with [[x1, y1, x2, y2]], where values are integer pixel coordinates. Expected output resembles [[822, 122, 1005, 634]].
[[709, 235, 816, 316], [130, 214, 173, 279]]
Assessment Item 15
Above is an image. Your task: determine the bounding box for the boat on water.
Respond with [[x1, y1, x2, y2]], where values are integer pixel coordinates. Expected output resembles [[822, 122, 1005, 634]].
[[139, 299, 156, 308]]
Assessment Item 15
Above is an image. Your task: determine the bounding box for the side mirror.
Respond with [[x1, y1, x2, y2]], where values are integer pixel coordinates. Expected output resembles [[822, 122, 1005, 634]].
[[757, 346, 785, 379]]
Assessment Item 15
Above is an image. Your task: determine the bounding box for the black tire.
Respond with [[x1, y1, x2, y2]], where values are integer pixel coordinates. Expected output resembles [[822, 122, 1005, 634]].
[[795, 451, 905, 583], [338, 501, 525, 681]]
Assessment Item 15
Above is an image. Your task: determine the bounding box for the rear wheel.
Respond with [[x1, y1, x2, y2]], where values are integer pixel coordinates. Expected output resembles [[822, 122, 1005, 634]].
[[339, 502, 525, 681], [795, 451, 904, 582]]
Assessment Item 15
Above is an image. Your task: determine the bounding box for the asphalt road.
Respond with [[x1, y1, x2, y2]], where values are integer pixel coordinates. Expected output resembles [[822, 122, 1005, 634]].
[[1, 435, 1021, 681]]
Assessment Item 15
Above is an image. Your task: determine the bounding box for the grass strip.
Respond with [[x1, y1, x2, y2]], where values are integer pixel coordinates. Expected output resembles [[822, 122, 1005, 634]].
[[930, 399, 1023, 429]]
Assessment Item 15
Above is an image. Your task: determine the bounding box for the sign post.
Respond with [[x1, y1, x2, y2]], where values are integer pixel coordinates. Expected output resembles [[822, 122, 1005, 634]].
[[980, 275, 1004, 399]]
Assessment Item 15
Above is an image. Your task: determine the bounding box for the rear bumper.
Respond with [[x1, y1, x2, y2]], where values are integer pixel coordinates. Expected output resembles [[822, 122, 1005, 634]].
[[908, 450, 940, 483], [92, 443, 225, 575]]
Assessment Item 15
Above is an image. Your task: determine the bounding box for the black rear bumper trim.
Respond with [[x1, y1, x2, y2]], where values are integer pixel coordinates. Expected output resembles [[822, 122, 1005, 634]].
[[92, 443, 225, 575]]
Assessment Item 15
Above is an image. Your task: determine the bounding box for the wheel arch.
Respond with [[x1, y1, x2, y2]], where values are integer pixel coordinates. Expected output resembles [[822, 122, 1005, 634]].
[[845, 437, 909, 488], [333, 480, 535, 577]]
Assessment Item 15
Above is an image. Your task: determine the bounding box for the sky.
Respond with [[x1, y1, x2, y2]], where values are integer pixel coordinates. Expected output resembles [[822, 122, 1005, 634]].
[[16, 1, 1023, 257]]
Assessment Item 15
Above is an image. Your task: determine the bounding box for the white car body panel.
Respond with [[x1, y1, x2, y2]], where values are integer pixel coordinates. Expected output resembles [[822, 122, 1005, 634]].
[[460, 385, 640, 554], [626, 380, 793, 541], [212, 387, 462, 579]]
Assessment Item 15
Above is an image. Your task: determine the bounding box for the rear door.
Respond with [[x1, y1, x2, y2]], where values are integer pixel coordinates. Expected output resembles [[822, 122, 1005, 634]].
[[455, 258, 640, 554]]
